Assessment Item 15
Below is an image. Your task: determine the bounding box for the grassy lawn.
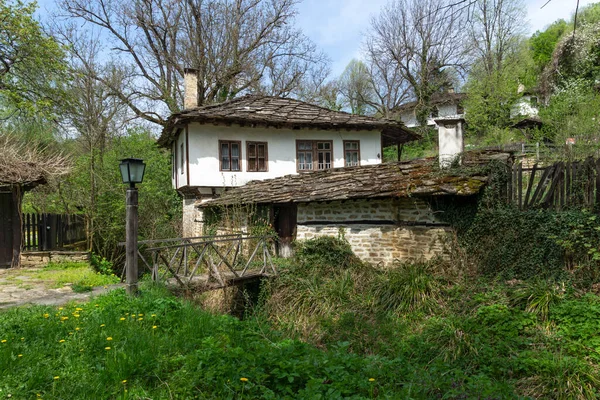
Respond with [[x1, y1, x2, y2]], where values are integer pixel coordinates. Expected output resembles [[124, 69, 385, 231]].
[[0, 262, 120, 293], [0, 285, 400, 400]]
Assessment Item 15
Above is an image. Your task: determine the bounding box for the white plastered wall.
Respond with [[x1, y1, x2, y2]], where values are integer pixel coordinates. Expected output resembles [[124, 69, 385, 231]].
[[174, 124, 383, 189]]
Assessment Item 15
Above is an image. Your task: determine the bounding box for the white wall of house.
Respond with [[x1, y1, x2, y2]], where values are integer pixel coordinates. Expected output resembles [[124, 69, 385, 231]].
[[400, 103, 462, 128], [173, 124, 383, 189], [510, 95, 539, 119]]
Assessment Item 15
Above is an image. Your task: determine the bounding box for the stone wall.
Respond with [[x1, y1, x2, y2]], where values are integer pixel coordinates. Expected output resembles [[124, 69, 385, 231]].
[[20, 251, 90, 268], [183, 197, 204, 237], [296, 198, 451, 266]]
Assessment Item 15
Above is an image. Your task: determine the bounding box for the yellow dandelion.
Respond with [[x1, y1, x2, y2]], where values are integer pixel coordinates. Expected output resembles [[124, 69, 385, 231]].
[[106, 337, 113, 341], [95, 304, 99, 307], [59, 340, 65, 343], [138, 314, 143, 316], [369, 378, 375, 382], [151, 314, 156, 317], [240, 377, 248, 382], [43, 313, 49, 318], [120, 317, 126, 321], [17, 354, 22, 358], [76, 307, 83, 311], [68, 332, 73, 336], [105, 347, 111, 350], [1, 339, 6, 343], [75, 327, 80, 331], [125, 313, 129, 316], [152, 326, 157, 329], [61, 316, 69, 321], [73, 314, 80, 318], [58, 307, 63, 311], [54, 376, 60, 380], [20, 337, 24, 341], [138, 318, 143, 321], [100, 324, 105, 327], [122, 380, 127, 384]]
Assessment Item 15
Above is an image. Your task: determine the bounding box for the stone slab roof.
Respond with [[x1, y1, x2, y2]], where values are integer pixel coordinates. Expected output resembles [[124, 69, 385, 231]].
[[199, 151, 512, 207], [158, 95, 419, 147]]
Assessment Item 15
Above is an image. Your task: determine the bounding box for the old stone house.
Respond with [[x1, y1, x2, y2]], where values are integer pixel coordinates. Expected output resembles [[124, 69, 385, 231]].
[[200, 151, 512, 265], [158, 70, 418, 237]]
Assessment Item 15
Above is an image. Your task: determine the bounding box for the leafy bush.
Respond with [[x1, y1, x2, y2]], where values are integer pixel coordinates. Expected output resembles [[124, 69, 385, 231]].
[[90, 253, 114, 275], [509, 278, 566, 321]]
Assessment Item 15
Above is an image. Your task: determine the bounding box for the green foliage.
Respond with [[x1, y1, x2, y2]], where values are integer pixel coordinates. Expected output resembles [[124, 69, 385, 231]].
[[24, 130, 182, 262], [90, 253, 114, 275], [0, 0, 68, 118], [372, 262, 441, 313], [383, 127, 438, 162], [509, 279, 566, 321], [538, 81, 600, 154], [530, 20, 568, 70]]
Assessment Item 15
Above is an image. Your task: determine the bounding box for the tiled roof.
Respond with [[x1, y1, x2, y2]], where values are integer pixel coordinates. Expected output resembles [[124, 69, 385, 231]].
[[199, 151, 512, 207], [158, 95, 419, 147]]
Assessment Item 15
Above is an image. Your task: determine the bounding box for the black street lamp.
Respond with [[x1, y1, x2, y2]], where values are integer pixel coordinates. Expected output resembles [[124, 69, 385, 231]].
[[119, 158, 146, 295]]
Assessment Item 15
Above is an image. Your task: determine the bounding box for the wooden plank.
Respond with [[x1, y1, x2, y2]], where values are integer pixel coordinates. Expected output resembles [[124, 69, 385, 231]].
[[209, 242, 239, 277], [524, 164, 538, 208], [508, 162, 515, 203], [542, 162, 563, 207], [158, 252, 185, 286], [518, 162, 523, 209], [596, 158, 600, 209], [530, 166, 553, 207]]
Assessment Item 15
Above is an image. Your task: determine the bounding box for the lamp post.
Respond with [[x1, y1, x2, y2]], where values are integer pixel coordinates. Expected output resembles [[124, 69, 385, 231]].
[[119, 158, 146, 295]]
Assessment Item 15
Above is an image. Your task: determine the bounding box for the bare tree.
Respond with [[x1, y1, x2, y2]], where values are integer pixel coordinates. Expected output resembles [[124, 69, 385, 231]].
[[337, 59, 376, 115], [366, 0, 470, 124], [468, 0, 527, 77], [54, 0, 329, 126]]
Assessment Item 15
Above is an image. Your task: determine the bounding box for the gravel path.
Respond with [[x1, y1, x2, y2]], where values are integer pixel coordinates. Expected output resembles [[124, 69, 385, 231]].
[[0, 268, 124, 309]]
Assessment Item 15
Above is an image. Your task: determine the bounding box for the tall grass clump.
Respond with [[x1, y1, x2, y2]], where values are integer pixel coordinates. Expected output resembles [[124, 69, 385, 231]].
[[509, 278, 566, 321], [372, 261, 442, 314]]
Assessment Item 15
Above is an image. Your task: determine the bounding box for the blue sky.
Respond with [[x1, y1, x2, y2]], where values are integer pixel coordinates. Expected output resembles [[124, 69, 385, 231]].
[[37, 0, 595, 77], [295, 0, 596, 76]]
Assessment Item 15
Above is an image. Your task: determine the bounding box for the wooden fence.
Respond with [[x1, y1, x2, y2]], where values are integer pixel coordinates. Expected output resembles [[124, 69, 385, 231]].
[[22, 213, 86, 251], [508, 157, 600, 210]]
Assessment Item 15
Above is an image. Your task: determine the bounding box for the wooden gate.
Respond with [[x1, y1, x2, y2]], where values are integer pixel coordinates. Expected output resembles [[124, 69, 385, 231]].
[[0, 192, 15, 267], [509, 157, 600, 210], [274, 204, 297, 258]]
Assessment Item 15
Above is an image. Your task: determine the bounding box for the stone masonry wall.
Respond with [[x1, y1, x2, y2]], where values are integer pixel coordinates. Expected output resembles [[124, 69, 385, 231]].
[[20, 251, 90, 268], [296, 198, 450, 266], [183, 197, 204, 237]]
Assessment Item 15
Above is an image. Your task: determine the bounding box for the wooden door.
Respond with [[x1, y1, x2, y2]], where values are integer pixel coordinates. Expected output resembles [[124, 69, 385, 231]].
[[0, 192, 15, 267], [273, 204, 297, 258]]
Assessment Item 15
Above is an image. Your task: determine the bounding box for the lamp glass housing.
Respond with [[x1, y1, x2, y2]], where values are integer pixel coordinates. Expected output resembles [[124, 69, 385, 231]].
[[119, 158, 146, 186]]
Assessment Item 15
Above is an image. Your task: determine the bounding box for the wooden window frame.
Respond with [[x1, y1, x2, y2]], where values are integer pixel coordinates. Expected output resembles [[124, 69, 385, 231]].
[[295, 140, 334, 172], [219, 140, 242, 172], [343, 140, 360, 167], [180, 142, 184, 174], [246, 141, 269, 172]]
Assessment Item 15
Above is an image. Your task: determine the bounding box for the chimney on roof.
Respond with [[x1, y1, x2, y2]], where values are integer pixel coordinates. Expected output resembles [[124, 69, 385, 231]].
[[184, 68, 199, 109], [435, 117, 465, 168]]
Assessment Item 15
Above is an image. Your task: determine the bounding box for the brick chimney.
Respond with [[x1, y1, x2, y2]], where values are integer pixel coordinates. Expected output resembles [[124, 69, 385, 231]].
[[435, 117, 465, 168], [184, 68, 199, 109]]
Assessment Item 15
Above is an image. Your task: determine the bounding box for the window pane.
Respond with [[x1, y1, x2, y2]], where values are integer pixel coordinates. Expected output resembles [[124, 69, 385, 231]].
[[231, 143, 239, 157], [258, 158, 265, 171], [318, 152, 324, 164], [248, 144, 256, 157], [325, 152, 331, 164], [232, 158, 239, 171], [222, 157, 230, 170], [257, 144, 265, 157], [248, 158, 256, 171], [352, 153, 358, 163], [221, 143, 229, 157], [345, 151, 351, 161]]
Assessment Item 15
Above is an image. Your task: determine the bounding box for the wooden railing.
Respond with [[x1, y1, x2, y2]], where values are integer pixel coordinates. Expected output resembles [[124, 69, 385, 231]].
[[120, 233, 277, 288], [22, 213, 86, 251]]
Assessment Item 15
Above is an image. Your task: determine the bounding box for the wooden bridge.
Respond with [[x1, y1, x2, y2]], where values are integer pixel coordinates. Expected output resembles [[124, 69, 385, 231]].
[[120, 233, 277, 289]]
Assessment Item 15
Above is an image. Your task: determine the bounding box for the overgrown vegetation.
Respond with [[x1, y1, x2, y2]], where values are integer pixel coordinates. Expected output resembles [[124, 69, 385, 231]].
[[257, 236, 600, 399]]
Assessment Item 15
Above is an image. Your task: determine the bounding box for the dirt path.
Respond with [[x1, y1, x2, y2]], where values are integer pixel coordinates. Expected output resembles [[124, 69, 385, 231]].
[[0, 267, 124, 309]]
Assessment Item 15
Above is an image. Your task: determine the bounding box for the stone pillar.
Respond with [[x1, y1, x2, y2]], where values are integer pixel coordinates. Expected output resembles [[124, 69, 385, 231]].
[[184, 68, 199, 109], [435, 117, 465, 168]]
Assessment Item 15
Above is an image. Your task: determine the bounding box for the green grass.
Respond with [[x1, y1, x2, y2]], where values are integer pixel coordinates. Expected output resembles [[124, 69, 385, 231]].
[[1, 262, 119, 293], [0, 284, 511, 399]]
